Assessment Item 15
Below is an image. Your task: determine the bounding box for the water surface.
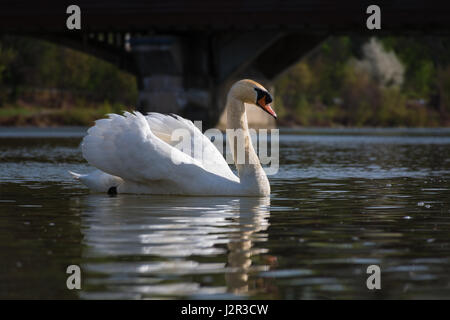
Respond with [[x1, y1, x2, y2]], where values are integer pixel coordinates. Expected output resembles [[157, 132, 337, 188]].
[[1, 127, 450, 299]]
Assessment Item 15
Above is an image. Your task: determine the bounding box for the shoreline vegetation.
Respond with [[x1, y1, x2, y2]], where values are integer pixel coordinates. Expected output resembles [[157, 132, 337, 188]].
[[0, 99, 131, 127], [274, 37, 450, 127], [1, 36, 450, 128]]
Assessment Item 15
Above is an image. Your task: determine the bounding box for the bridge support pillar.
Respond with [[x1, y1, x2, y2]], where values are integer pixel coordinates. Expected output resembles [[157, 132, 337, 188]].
[[129, 33, 324, 128], [131, 36, 218, 127]]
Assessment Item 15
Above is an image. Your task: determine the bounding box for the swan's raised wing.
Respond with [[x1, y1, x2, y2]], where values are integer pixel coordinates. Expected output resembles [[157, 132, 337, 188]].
[[81, 112, 237, 186], [145, 112, 237, 180]]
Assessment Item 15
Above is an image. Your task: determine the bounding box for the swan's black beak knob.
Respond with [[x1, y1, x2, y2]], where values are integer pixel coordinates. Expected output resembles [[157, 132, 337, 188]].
[[255, 88, 277, 119]]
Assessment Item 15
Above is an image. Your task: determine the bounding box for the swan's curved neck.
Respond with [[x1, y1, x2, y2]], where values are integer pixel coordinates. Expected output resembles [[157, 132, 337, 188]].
[[226, 95, 270, 195]]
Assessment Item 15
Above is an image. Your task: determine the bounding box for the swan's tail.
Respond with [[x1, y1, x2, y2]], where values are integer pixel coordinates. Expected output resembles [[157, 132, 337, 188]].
[[68, 169, 123, 193], [68, 171, 82, 179]]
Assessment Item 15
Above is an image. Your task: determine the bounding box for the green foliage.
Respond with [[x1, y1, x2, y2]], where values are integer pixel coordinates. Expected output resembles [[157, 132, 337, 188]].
[[0, 103, 131, 126], [0, 43, 17, 103], [437, 65, 450, 115], [0, 36, 138, 125], [1, 35, 449, 127], [275, 36, 448, 127]]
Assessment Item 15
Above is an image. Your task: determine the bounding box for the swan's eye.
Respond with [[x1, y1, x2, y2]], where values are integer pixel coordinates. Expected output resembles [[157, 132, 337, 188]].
[[254, 87, 277, 119], [254, 88, 272, 107]]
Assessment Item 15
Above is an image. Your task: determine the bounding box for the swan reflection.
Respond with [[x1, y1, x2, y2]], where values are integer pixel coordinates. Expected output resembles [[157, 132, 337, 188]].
[[80, 195, 271, 299]]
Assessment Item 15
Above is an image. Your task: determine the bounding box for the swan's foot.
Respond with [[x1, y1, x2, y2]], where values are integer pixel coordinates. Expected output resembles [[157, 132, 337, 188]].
[[107, 186, 118, 196]]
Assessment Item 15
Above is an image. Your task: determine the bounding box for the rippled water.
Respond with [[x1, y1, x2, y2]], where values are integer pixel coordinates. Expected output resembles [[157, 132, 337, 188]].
[[1, 127, 450, 299]]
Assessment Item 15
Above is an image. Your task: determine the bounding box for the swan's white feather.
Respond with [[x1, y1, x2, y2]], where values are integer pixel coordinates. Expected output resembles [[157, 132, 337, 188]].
[[78, 111, 240, 195], [145, 112, 237, 180], [69, 169, 123, 192]]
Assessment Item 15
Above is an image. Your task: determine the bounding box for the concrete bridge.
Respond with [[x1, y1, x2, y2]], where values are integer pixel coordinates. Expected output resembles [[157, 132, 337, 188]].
[[1, 1, 450, 127]]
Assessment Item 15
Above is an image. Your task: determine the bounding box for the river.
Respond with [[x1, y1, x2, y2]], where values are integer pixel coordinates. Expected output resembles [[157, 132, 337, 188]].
[[1, 127, 450, 299]]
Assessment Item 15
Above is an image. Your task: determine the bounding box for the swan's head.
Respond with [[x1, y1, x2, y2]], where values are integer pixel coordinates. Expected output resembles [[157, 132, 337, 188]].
[[229, 79, 277, 119]]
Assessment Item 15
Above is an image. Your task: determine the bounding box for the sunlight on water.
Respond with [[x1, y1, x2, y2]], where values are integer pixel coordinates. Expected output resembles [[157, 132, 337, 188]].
[[0, 127, 450, 299]]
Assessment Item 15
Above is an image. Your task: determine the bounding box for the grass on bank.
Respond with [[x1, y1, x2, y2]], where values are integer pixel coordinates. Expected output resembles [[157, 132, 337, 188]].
[[0, 102, 132, 126]]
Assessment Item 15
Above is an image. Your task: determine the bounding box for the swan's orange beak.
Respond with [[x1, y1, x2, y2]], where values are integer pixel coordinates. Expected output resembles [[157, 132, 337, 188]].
[[257, 95, 277, 119]]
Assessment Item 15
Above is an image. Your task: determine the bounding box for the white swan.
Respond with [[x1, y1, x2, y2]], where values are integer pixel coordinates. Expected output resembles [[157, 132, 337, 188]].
[[70, 79, 277, 196]]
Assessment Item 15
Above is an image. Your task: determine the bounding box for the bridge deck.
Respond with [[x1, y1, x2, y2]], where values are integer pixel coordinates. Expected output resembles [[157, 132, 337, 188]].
[[1, 1, 450, 33]]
